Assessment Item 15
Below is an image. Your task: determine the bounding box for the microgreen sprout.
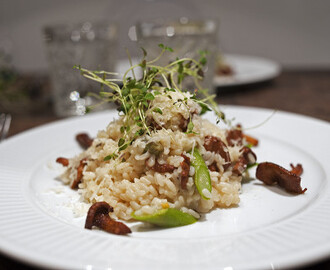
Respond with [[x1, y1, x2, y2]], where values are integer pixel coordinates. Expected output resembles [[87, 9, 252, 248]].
[[76, 44, 226, 160]]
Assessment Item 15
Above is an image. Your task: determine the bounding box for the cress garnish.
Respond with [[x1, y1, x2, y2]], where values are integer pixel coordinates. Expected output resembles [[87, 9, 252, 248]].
[[75, 44, 225, 161]]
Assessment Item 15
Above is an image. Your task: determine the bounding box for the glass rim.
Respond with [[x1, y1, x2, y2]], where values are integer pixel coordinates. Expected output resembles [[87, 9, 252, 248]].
[[43, 21, 118, 42], [136, 18, 218, 38]]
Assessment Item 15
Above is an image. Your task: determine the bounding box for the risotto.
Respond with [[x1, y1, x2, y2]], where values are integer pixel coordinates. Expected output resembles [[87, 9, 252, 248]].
[[60, 89, 249, 220], [57, 46, 258, 226]]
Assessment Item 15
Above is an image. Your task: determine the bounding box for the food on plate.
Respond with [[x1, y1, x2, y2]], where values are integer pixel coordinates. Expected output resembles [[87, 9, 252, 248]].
[[131, 207, 197, 227], [56, 45, 306, 234], [56, 157, 69, 167], [256, 162, 306, 194], [76, 133, 93, 149], [85, 201, 131, 235]]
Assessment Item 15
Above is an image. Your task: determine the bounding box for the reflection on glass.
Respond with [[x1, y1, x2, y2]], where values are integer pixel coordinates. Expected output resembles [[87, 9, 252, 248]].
[[43, 22, 118, 117]]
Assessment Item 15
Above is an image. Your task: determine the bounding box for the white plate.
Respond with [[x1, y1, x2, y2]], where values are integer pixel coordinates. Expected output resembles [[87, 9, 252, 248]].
[[0, 106, 329, 270], [213, 54, 281, 87], [116, 54, 281, 88]]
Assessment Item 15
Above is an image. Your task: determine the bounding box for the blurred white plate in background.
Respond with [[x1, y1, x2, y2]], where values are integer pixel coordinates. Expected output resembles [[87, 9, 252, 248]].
[[214, 54, 281, 87], [116, 54, 281, 88]]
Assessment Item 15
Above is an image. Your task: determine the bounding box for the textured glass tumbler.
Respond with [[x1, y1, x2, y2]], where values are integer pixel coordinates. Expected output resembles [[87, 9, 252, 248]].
[[136, 18, 218, 93], [43, 22, 118, 117]]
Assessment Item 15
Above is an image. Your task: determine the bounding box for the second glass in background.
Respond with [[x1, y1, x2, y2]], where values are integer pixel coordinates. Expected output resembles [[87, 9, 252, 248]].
[[43, 21, 118, 117], [136, 18, 218, 93]]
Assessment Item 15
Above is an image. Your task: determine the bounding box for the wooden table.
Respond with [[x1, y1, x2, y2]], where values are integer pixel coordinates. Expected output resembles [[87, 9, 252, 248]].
[[1, 70, 330, 269]]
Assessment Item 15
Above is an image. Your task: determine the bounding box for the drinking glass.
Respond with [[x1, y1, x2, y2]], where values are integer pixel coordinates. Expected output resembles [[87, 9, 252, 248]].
[[43, 21, 118, 117], [136, 18, 218, 93]]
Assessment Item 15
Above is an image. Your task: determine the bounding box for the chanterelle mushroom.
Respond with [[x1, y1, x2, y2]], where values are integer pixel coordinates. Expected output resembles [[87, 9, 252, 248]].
[[71, 158, 87, 189], [56, 157, 69, 167], [233, 147, 257, 175], [76, 133, 93, 149], [85, 202, 131, 235], [256, 162, 307, 194], [204, 135, 231, 170]]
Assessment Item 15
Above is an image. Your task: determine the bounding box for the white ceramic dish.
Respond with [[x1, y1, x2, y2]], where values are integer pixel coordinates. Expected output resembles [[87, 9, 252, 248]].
[[213, 54, 281, 87], [0, 106, 329, 270], [117, 54, 281, 88]]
